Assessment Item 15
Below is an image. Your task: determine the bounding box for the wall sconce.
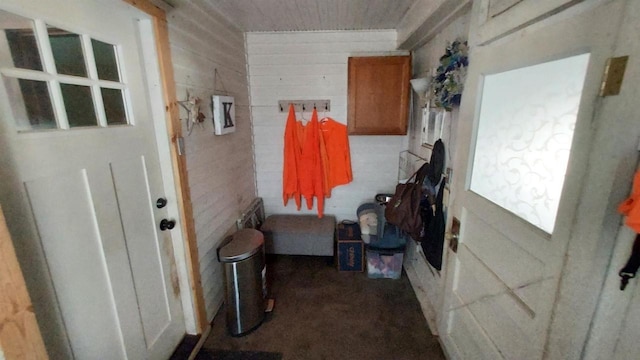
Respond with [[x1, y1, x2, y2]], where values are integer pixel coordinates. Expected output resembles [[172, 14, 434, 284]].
[[410, 77, 431, 107]]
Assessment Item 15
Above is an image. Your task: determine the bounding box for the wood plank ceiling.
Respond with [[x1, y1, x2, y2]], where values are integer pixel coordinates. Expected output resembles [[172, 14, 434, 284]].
[[199, 0, 418, 32]]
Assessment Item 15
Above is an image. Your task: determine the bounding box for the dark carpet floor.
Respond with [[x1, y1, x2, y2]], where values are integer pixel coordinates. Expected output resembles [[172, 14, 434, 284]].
[[200, 255, 445, 360]]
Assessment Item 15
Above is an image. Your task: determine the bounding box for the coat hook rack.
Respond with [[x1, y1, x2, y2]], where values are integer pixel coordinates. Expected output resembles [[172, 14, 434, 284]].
[[278, 99, 330, 113]]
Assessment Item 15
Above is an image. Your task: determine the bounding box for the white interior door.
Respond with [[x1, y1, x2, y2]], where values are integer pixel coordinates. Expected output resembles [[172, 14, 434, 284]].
[[441, 1, 627, 359], [0, 0, 185, 359]]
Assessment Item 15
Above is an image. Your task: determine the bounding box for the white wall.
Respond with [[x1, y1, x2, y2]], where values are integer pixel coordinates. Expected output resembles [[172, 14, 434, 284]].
[[247, 31, 408, 222], [408, 11, 470, 163], [403, 7, 470, 335], [164, 2, 257, 320]]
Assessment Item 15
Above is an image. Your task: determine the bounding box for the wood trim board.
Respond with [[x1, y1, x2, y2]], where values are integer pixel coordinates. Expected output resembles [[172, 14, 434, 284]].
[[0, 205, 49, 359], [122, 0, 207, 333]]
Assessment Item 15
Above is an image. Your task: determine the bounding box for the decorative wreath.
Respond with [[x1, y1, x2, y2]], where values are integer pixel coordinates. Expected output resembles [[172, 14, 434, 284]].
[[432, 39, 469, 111]]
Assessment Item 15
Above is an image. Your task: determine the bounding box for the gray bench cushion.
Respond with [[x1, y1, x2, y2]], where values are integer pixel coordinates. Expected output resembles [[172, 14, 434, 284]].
[[261, 215, 336, 256]]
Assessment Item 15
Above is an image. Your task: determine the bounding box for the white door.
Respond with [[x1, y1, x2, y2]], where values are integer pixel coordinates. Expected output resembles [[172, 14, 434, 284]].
[[0, 1, 185, 359], [441, 1, 628, 359]]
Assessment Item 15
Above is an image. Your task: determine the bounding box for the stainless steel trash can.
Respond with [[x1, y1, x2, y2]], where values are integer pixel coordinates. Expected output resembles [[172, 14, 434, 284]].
[[217, 229, 266, 336]]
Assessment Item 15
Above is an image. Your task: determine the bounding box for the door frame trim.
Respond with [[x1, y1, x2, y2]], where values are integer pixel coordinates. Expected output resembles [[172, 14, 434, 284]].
[[122, 0, 207, 333], [0, 204, 49, 359]]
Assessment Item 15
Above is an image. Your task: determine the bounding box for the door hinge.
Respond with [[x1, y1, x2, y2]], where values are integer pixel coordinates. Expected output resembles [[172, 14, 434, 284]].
[[599, 56, 628, 97], [176, 136, 185, 156]]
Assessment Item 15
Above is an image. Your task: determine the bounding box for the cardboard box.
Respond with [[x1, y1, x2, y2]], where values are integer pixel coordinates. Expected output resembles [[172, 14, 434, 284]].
[[337, 240, 364, 272], [337, 221, 361, 240], [336, 221, 364, 271]]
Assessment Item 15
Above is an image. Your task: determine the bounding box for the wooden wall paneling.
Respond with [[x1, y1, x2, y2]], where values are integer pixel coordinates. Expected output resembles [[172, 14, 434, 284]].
[[402, 9, 471, 339], [0, 205, 48, 360], [122, 0, 207, 333], [163, 1, 257, 321], [247, 31, 408, 222], [209, 0, 415, 32]]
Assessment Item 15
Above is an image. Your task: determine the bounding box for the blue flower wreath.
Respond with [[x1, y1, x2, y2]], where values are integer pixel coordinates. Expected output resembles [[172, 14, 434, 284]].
[[432, 39, 469, 111]]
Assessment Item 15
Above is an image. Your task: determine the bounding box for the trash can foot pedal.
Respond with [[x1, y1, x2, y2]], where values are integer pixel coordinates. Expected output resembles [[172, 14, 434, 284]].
[[265, 299, 275, 313]]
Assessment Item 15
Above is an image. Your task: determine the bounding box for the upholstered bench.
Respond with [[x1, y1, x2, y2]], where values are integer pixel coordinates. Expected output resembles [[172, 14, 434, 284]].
[[261, 215, 336, 256]]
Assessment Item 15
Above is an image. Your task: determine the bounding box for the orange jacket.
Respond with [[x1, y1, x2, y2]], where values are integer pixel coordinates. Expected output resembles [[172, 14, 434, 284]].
[[282, 106, 325, 217], [283, 104, 301, 209], [319, 117, 353, 197], [619, 170, 640, 233], [299, 109, 325, 217]]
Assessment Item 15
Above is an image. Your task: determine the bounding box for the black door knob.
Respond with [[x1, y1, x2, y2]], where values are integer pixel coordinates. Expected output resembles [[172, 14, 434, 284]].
[[156, 197, 167, 209], [160, 219, 175, 231]]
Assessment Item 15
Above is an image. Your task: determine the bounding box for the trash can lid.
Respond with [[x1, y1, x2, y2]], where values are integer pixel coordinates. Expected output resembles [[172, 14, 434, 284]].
[[218, 229, 264, 262]]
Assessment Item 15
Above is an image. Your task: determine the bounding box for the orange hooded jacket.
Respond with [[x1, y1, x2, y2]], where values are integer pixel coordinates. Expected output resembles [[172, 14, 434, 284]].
[[282, 106, 325, 217], [282, 104, 301, 209], [619, 170, 640, 233], [319, 117, 352, 197], [299, 109, 325, 217]]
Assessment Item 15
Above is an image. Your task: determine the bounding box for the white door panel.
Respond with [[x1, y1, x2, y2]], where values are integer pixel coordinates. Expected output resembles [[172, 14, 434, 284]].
[[442, 0, 625, 359], [110, 155, 182, 354], [447, 301, 503, 360], [0, 0, 185, 358], [25, 170, 130, 360]]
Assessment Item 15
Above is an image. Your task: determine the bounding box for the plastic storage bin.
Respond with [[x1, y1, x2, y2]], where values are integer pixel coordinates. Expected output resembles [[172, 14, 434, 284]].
[[357, 201, 408, 279], [217, 229, 266, 336], [366, 246, 405, 279]]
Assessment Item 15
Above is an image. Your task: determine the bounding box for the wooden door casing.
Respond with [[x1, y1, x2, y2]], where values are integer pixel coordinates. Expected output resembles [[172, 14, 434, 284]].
[[0, 204, 48, 360]]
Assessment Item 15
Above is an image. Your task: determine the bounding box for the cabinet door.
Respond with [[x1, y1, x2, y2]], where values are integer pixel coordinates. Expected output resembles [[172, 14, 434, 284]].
[[470, 0, 587, 46], [347, 56, 411, 135]]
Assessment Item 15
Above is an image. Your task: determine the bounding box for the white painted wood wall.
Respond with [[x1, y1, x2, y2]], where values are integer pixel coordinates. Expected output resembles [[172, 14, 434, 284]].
[[404, 9, 471, 336], [163, 2, 257, 320], [247, 31, 408, 222]]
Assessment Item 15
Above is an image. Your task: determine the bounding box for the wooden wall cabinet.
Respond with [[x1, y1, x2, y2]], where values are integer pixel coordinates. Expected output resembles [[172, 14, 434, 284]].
[[347, 55, 411, 135]]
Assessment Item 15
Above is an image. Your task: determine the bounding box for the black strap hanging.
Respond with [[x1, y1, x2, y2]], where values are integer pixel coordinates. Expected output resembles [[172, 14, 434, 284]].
[[619, 234, 640, 290]]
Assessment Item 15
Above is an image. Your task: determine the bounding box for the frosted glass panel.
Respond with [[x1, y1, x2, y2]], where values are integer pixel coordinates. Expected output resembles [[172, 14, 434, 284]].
[[469, 54, 590, 233]]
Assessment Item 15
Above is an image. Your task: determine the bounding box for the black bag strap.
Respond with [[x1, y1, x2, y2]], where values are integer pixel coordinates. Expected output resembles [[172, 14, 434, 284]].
[[394, 162, 429, 200], [619, 233, 640, 290], [415, 162, 430, 185]]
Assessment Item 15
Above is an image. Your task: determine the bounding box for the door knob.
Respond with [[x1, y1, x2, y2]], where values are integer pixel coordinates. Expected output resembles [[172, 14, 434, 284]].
[[160, 219, 175, 231], [156, 197, 167, 209], [447, 217, 461, 253]]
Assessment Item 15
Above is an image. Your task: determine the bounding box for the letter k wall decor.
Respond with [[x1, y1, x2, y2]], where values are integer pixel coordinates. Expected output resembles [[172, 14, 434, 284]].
[[212, 95, 235, 135]]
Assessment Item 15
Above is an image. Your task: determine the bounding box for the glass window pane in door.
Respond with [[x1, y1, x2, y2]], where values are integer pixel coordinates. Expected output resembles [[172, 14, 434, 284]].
[[91, 39, 120, 81], [469, 54, 590, 233], [60, 83, 97, 127], [101, 88, 127, 125], [0, 10, 43, 70], [3, 77, 56, 130], [48, 27, 87, 77]]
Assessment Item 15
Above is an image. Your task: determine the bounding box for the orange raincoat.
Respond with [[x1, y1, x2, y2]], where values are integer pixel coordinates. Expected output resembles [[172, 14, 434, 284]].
[[619, 170, 640, 233], [282, 106, 325, 217], [283, 104, 301, 209], [299, 109, 325, 217], [319, 117, 353, 197]]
